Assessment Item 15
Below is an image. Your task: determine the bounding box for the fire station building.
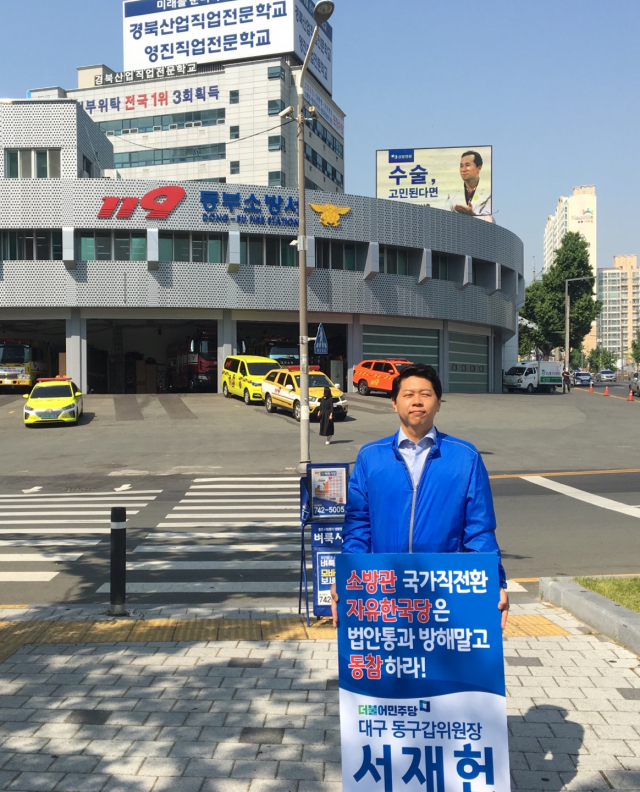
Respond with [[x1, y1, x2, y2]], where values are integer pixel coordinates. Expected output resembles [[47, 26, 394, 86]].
[[0, 100, 524, 395]]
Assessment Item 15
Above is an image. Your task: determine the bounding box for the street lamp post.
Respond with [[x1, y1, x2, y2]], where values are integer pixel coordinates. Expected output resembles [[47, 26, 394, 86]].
[[295, 1, 335, 474], [565, 276, 595, 372]]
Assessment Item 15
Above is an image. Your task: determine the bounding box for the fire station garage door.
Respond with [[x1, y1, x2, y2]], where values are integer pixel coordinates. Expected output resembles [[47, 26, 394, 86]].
[[362, 325, 439, 368], [448, 332, 489, 393]]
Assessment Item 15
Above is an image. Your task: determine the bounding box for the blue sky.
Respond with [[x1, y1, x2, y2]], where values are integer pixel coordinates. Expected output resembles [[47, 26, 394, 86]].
[[0, 0, 636, 280]]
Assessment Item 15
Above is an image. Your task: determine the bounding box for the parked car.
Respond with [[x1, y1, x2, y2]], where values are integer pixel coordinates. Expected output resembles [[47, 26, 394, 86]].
[[353, 358, 414, 396], [629, 372, 640, 397], [572, 371, 593, 386], [596, 369, 616, 383]]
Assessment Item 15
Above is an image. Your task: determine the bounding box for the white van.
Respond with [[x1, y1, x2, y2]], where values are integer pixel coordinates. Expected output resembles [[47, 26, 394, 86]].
[[503, 361, 563, 394]]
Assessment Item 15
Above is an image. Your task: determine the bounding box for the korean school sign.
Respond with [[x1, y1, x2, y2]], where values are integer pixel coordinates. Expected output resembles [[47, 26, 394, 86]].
[[376, 146, 493, 218], [336, 553, 509, 792]]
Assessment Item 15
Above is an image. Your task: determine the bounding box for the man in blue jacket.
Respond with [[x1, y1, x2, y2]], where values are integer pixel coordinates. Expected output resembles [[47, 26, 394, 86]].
[[331, 363, 509, 628]]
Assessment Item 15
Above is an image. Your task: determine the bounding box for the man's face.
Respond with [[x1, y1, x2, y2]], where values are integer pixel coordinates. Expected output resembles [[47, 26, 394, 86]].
[[460, 155, 481, 184], [391, 376, 441, 435]]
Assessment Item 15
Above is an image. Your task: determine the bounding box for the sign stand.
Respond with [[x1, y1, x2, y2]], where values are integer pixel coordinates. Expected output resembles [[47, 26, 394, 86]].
[[298, 463, 349, 625]]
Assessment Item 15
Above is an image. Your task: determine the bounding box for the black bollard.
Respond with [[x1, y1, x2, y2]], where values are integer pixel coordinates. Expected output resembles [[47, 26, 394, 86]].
[[110, 506, 127, 615]]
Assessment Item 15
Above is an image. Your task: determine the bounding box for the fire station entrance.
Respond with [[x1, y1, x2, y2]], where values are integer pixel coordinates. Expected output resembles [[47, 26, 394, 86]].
[[236, 321, 348, 390], [86, 319, 218, 394]]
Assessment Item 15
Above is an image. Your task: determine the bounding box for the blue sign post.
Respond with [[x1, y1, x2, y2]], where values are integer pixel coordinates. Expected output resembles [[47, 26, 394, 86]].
[[336, 552, 509, 791], [314, 323, 329, 355]]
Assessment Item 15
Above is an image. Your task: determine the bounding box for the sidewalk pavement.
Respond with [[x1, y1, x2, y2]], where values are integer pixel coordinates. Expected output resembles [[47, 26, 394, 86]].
[[0, 600, 638, 792]]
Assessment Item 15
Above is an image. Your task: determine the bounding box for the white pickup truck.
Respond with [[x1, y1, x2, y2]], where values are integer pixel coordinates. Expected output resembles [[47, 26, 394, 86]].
[[503, 361, 563, 394]]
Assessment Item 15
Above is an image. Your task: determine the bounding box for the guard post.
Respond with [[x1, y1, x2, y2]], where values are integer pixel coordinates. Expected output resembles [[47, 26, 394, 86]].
[[109, 506, 127, 615]]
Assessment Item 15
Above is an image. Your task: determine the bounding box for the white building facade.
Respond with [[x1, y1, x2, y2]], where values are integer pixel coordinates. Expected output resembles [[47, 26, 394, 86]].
[[543, 185, 597, 274]]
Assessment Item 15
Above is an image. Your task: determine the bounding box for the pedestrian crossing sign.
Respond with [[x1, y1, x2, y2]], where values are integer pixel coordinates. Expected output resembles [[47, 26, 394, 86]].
[[314, 323, 329, 355]]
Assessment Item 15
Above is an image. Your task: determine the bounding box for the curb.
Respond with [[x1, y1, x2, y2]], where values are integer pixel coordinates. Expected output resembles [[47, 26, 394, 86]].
[[540, 576, 640, 656]]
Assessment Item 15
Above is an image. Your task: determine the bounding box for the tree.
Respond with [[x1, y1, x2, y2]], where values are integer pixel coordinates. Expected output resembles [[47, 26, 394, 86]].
[[631, 329, 640, 368], [588, 347, 617, 372], [519, 233, 601, 360], [570, 345, 585, 370]]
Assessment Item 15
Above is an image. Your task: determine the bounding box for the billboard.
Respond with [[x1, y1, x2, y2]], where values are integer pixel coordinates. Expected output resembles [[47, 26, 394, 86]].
[[123, 0, 333, 93], [376, 146, 492, 218]]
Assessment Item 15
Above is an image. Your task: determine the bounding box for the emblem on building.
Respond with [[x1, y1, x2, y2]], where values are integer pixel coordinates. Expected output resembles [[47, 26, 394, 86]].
[[309, 203, 351, 227]]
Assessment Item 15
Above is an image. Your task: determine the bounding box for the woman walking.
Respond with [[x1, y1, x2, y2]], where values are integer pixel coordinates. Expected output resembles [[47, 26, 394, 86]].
[[318, 386, 335, 445]]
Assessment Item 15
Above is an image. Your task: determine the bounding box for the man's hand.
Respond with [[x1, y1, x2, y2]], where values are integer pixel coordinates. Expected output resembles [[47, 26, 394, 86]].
[[331, 583, 339, 628], [454, 203, 475, 216], [499, 587, 509, 630]]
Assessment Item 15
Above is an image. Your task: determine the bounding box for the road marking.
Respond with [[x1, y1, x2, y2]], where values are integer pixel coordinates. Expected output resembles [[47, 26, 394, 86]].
[[0, 539, 101, 547], [95, 582, 310, 593], [0, 572, 59, 582], [490, 468, 640, 480], [156, 521, 300, 529], [0, 528, 110, 534], [179, 498, 299, 504], [513, 577, 540, 583], [174, 505, 298, 511], [128, 560, 302, 570], [21, 487, 42, 494], [574, 388, 635, 402], [0, 553, 84, 562], [114, 484, 133, 492], [141, 532, 297, 542], [506, 580, 528, 593], [0, 511, 140, 517], [0, 491, 161, 498], [191, 484, 299, 490], [521, 476, 640, 518], [165, 512, 296, 520], [193, 477, 300, 483], [0, 502, 152, 507], [139, 542, 300, 552]]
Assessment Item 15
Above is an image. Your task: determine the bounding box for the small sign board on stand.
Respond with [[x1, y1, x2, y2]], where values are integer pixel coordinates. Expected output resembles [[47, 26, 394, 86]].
[[309, 463, 349, 520]]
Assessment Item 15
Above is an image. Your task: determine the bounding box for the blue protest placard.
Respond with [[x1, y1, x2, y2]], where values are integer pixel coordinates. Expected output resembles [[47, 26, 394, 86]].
[[314, 323, 329, 355], [336, 552, 509, 792], [310, 522, 342, 617]]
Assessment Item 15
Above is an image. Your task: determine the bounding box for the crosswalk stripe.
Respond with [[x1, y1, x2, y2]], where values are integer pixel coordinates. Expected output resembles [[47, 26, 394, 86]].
[[0, 529, 110, 534], [128, 560, 302, 570], [193, 477, 300, 483], [0, 539, 101, 547], [165, 513, 295, 520], [0, 511, 140, 517], [138, 542, 300, 552], [156, 521, 300, 528], [0, 492, 160, 499], [0, 553, 84, 562], [0, 520, 120, 525], [174, 505, 298, 511], [190, 484, 299, 490], [141, 531, 297, 542], [95, 582, 309, 593], [0, 503, 152, 508], [136, 540, 297, 550], [0, 572, 59, 582]]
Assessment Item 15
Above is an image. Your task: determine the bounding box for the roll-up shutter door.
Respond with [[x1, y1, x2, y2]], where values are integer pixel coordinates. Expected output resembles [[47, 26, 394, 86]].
[[449, 332, 489, 393], [362, 325, 439, 369]]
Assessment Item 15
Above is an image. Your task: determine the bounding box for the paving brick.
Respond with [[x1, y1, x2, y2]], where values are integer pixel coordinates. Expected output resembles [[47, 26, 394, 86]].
[[4, 754, 54, 772], [55, 773, 110, 792], [184, 758, 234, 777], [200, 780, 249, 792], [170, 742, 217, 758], [47, 755, 100, 774], [153, 778, 206, 792], [125, 740, 175, 757], [102, 775, 158, 792], [231, 761, 278, 779], [255, 745, 302, 761], [213, 745, 258, 761], [7, 771, 64, 791], [138, 757, 189, 777], [247, 781, 298, 792], [82, 740, 133, 757], [93, 756, 145, 775]]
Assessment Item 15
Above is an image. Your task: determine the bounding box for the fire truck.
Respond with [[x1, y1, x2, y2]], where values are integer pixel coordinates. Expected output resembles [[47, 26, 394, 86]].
[[0, 339, 53, 391], [166, 332, 217, 392]]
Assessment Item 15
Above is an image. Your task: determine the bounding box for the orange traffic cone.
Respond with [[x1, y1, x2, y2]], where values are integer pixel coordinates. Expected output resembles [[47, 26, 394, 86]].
[[629, 389, 634, 401], [589, 382, 593, 393], [604, 386, 610, 396]]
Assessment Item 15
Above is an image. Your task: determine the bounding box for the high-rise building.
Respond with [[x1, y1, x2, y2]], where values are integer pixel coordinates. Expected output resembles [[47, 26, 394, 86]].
[[543, 185, 597, 274], [597, 255, 640, 363]]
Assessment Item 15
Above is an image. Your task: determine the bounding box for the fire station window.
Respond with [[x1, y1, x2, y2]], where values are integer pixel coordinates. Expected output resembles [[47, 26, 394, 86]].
[[173, 233, 190, 262], [192, 234, 207, 263], [281, 238, 296, 266], [344, 244, 356, 271], [35, 151, 49, 178], [5, 149, 61, 179], [114, 232, 147, 261], [95, 232, 112, 260], [265, 236, 279, 266], [159, 233, 173, 263], [36, 231, 51, 260], [77, 231, 95, 260], [331, 243, 343, 270], [208, 235, 224, 264], [130, 232, 146, 261], [5, 151, 18, 178]]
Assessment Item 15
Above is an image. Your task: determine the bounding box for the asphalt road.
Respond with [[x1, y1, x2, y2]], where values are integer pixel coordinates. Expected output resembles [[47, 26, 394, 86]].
[[0, 381, 637, 607]]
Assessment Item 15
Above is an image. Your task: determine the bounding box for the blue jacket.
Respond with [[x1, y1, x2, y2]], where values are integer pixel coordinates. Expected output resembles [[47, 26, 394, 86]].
[[342, 428, 507, 587]]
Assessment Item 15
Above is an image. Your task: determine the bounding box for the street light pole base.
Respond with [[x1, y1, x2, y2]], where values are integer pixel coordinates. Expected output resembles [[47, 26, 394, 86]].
[[297, 461, 310, 475]]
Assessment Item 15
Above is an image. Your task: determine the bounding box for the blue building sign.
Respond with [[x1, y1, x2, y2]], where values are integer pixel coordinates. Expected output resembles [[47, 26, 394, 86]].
[[200, 190, 299, 226]]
